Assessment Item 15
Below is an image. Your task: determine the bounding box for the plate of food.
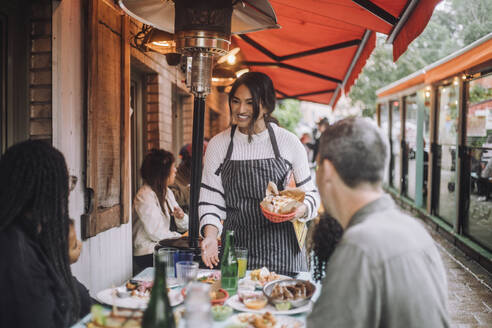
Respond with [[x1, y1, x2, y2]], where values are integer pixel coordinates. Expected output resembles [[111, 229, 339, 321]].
[[263, 279, 316, 310], [196, 270, 221, 284], [96, 280, 183, 310], [85, 304, 185, 328], [86, 305, 142, 328], [225, 312, 304, 328], [225, 293, 312, 315], [239, 267, 290, 290]]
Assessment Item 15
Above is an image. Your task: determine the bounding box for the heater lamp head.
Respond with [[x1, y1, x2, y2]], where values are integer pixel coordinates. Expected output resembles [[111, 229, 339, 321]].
[[119, 0, 279, 35]]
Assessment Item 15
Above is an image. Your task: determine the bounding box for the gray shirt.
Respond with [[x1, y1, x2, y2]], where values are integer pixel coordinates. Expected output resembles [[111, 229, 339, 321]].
[[307, 195, 450, 328]]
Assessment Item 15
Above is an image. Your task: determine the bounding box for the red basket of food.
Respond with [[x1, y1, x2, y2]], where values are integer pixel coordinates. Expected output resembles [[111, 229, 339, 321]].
[[260, 203, 296, 223], [260, 182, 305, 223]]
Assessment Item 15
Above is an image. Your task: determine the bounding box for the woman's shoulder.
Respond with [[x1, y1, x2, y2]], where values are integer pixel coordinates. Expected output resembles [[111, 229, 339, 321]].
[[205, 127, 232, 158], [209, 127, 232, 145], [272, 124, 303, 145], [135, 184, 156, 203]]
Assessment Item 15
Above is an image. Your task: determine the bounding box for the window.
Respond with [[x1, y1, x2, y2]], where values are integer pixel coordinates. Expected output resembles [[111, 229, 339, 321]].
[[434, 83, 459, 226], [464, 73, 492, 251], [404, 94, 418, 200], [390, 100, 401, 190]]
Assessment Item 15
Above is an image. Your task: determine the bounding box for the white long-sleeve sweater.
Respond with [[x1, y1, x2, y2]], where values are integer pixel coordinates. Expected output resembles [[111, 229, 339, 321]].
[[199, 124, 320, 237], [133, 185, 188, 256]]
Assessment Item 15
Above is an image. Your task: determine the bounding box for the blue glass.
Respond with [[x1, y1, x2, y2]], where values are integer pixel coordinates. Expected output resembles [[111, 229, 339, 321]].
[[173, 250, 194, 277]]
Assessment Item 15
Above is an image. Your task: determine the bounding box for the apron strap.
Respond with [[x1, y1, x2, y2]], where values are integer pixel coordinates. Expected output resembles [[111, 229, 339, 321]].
[[267, 122, 281, 160], [215, 125, 237, 176], [165, 199, 178, 232]]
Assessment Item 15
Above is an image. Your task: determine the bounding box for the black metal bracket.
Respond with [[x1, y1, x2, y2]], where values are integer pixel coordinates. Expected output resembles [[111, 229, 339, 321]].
[[242, 61, 342, 84], [352, 0, 399, 25], [239, 34, 361, 63]]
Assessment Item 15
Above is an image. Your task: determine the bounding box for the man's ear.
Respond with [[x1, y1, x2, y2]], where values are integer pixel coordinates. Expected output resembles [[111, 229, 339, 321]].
[[321, 159, 336, 183]]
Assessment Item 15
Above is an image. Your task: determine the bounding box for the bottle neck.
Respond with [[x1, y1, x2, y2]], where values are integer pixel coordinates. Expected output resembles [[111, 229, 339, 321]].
[[153, 257, 168, 290]]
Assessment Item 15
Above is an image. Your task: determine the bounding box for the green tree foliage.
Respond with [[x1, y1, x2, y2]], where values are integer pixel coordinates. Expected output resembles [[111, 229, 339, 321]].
[[349, 0, 492, 116], [272, 99, 302, 133]]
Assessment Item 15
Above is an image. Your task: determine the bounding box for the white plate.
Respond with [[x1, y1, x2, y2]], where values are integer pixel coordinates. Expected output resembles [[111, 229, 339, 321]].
[[227, 313, 304, 328], [226, 295, 312, 315], [96, 287, 183, 310]]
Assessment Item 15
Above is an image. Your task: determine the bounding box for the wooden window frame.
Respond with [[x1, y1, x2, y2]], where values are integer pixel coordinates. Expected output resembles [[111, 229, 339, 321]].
[[82, 0, 130, 239]]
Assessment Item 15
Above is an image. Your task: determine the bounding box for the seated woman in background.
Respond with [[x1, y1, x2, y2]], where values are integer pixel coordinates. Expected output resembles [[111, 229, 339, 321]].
[[169, 142, 208, 214], [133, 149, 189, 269], [0, 140, 80, 327]]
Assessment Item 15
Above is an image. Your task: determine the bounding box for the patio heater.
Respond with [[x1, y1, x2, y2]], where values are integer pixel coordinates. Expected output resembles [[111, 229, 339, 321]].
[[119, 0, 278, 253]]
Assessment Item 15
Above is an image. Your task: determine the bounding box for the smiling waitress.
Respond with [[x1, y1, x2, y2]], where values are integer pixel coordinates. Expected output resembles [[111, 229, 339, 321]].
[[199, 72, 320, 275]]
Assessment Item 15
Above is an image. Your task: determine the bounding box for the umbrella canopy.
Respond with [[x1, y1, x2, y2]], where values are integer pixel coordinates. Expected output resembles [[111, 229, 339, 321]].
[[235, 0, 441, 106]]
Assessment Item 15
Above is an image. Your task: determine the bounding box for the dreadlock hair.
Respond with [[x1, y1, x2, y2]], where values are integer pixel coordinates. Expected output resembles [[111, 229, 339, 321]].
[[140, 149, 175, 210], [228, 71, 279, 142], [311, 214, 344, 282], [0, 139, 80, 323]]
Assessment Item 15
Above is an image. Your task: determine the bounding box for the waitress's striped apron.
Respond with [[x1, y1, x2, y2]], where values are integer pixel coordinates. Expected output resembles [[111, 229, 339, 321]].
[[215, 123, 307, 275]]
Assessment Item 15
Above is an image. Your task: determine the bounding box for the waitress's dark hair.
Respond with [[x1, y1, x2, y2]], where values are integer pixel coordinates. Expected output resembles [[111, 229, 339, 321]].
[[310, 214, 344, 282], [0, 140, 80, 323], [229, 71, 279, 141], [140, 149, 175, 209]]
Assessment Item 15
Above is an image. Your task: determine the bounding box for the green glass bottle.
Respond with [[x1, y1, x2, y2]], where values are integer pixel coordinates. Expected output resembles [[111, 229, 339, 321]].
[[220, 230, 238, 295], [142, 253, 176, 328]]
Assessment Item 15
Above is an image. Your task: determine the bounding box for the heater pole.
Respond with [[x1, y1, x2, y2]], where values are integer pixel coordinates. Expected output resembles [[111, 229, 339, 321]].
[[188, 95, 206, 250]]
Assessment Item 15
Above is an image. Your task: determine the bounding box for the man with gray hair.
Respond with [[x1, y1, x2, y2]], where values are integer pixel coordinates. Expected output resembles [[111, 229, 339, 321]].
[[307, 117, 450, 328]]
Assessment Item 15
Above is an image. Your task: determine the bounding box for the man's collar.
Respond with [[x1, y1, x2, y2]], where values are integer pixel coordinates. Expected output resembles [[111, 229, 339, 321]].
[[347, 194, 395, 229]]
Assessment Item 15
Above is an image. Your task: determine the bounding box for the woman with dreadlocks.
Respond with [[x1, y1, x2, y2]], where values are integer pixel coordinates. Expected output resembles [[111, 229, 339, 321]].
[[133, 149, 189, 269], [0, 140, 80, 327]]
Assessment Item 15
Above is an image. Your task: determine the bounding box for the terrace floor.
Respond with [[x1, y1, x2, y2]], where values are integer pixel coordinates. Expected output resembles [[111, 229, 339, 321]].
[[419, 215, 492, 327]]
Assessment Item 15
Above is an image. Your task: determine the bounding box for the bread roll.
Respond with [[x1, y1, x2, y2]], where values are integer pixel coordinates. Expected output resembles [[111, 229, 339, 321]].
[[278, 199, 298, 214], [279, 188, 305, 202]]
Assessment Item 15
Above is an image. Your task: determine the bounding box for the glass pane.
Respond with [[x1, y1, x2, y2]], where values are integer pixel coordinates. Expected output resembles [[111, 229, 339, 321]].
[[405, 94, 418, 200], [435, 84, 459, 225], [391, 100, 401, 190], [465, 74, 492, 251], [380, 103, 389, 185]]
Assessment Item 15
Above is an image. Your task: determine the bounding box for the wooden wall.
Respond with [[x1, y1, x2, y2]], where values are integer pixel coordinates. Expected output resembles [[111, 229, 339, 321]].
[[51, 0, 230, 295], [53, 0, 133, 294]]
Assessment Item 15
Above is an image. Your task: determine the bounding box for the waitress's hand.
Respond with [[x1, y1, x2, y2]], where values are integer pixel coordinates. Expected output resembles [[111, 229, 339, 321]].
[[201, 237, 219, 268], [173, 206, 185, 220], [291, 203, 307, 222], [201, 225, 220, 268]]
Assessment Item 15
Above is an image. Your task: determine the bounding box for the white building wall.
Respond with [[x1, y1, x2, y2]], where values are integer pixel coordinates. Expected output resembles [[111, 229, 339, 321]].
[[52, 0, 133, 296]]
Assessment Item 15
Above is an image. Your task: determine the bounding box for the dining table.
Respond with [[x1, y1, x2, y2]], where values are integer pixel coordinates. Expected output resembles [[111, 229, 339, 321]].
[[72, 267, 321, 327]]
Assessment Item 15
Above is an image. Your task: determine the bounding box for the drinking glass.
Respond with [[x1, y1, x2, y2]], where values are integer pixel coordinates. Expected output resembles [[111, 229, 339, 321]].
[[235, 247, 248, 278], [185, 282, 212, 328], [176, 261, 199, 285], [173, 250, 194, 277], [154, 247, 177, 278]]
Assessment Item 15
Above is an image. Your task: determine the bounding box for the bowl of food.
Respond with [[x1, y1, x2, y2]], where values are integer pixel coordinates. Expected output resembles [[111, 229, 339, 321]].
[[211, 305, 233, 321], [210, 288, 229, 305], [243, 295, 268, 310], [263, 279, 315, 309]]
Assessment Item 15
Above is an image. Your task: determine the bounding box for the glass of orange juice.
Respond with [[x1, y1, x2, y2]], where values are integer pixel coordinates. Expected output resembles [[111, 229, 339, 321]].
[[235, 247, 248, 279]]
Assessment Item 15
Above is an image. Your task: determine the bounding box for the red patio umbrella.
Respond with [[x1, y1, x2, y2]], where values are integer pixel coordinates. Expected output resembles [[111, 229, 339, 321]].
[[235, 0, 441, 106]]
